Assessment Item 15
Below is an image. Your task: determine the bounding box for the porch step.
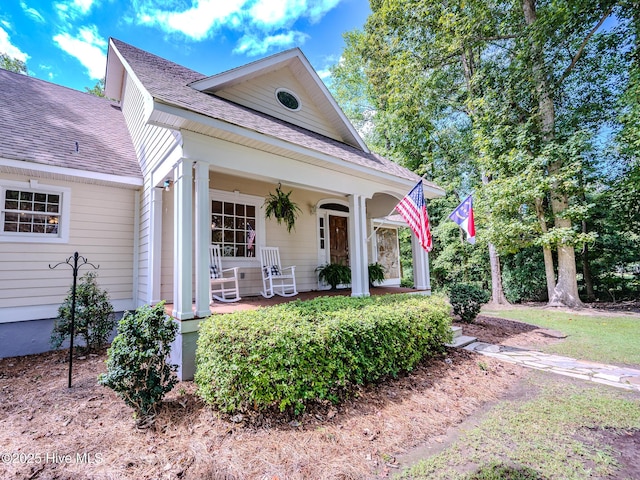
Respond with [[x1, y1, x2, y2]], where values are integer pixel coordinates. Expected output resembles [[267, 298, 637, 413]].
[[446, 326, 477, 348]]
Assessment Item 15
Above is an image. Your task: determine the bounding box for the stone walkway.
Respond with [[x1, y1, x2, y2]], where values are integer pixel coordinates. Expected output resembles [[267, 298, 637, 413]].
[[463, 341, 640, 392]]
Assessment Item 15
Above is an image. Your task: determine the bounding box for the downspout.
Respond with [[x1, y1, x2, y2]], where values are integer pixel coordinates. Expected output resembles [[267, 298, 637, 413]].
[[132, 188, 140, 307]]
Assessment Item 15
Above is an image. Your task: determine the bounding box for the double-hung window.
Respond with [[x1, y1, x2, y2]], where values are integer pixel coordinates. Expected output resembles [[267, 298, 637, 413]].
[[210, 189, 263, 262], [1, 180, 70, 243]]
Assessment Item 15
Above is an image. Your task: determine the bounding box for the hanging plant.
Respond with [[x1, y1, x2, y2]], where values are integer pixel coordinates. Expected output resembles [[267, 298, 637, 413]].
[[264, 183, 302, 233]]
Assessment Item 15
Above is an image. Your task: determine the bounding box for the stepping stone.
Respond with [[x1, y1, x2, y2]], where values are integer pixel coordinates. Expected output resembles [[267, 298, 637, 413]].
[[446, 335, 477, 348]]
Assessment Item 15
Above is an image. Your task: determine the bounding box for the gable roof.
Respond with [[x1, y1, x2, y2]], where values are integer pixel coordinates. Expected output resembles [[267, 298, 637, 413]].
[[0, 69, 141, 182], [106, 39, 444, 196], [189, 48, 368, 152]]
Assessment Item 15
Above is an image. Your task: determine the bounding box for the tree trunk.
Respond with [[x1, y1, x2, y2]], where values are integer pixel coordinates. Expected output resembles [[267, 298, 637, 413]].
[[548, 190, 583, 307], [534, 197, 556, 301], [581, 217, 595, 302], [488, 242, 510, 304], [463, 44, 511, 306], [523, 0, 583, 308]]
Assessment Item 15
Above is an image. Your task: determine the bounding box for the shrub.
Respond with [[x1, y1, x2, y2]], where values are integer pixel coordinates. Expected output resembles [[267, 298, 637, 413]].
[[195, 294, 452, 415], [51, 272, 115, 353], [98, 302, 178, 424], [449, 282, 490, 323], [316, 263, 351, 289], [368, 262, 386, 286]]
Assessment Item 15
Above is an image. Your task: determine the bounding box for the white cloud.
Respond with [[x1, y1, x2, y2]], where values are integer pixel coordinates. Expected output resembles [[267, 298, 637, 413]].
[[233, 31, 309, 56], [55, 0, 97, 20], [317, 68, 331, 80], [19, 2, 46, 23], [0, 27, 29, 61], [137, 0, 249, 41], [53, 25, 107, 79], [249, 0, 306, 27], [134, 0, 342, 49], [306, 0, 341, 23]]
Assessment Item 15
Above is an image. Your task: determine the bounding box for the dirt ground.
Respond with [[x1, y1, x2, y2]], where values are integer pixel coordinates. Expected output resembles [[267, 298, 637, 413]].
[[0, 313, 636, 480]]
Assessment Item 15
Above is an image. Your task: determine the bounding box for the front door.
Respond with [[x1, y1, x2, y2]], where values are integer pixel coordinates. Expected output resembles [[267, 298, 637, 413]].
[[329, 215, 349, 265]]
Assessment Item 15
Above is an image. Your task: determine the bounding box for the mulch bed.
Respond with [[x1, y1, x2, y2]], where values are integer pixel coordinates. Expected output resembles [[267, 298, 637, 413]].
[[0, 314, 621, 479]]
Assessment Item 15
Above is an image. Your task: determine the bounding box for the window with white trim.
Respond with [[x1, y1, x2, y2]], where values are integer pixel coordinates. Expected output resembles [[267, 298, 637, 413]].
[[210, 190, 263, 259], [0, 181, 70, 243]]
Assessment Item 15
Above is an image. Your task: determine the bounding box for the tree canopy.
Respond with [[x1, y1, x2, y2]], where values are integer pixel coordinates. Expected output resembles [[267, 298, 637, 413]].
[[0, 53, 27, 74], [330, 0, 639, 305]]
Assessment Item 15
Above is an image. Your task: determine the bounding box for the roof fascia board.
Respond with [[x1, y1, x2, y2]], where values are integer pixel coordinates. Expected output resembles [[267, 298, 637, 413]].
[[151, 101, 427, 193], [189, 49, 370, 154], [189, 49, 301, 91], [0, 157, 143, 187], [107, 39, 156, 120]]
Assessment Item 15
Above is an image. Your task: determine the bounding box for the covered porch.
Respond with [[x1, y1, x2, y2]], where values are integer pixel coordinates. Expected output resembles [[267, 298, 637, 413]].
[[167, 285, 419, 317]]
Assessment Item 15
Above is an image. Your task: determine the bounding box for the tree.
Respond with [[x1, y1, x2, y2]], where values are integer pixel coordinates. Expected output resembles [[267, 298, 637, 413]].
[[0, 53, 27, 74], [332, 0, 631, 307], [331, 1, 514, 302], [85, 77, 105, 97]]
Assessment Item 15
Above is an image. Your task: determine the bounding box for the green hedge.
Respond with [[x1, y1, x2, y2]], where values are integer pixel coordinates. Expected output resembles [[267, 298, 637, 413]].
[[195, 294, 452, 414]]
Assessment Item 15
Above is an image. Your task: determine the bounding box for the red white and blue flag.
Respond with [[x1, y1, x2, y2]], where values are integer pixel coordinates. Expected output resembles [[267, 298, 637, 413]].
[[449, 195, 476, 244], [396, 181, 433, 252]]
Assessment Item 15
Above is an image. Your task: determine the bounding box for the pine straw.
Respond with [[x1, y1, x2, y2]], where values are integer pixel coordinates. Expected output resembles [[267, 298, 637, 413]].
[[0, 317, 540, 480]]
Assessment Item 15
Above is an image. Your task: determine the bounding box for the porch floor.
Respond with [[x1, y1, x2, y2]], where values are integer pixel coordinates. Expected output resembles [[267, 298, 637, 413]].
[[166, 286, 420, 319]]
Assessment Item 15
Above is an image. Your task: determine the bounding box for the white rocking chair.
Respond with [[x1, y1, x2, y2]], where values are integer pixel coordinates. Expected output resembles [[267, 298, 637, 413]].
[[209, 245, 241, 303], [260, 247, 298, 298]]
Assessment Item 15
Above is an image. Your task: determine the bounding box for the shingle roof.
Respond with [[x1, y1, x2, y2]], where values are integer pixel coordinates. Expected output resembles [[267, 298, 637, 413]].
[[0, 68, 141, 180], [111, 39, 435, 188]]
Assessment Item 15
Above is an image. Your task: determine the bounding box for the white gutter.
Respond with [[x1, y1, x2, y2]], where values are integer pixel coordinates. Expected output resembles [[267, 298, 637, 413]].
[[0, 157, 143, 188]]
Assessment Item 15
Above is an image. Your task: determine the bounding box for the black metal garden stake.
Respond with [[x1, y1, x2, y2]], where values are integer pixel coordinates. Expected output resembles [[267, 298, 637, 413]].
[[49, 252, 99, 388]]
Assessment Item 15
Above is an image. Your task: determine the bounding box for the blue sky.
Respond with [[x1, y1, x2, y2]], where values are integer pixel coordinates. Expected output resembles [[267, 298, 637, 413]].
[[0, 0, 371, 92]]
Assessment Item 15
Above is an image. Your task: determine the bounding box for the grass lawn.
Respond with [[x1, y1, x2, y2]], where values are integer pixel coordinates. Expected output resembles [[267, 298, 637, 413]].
[[399, 372, 640, 480], [398, 306, 640, 480], [482, 307, 640, 366]]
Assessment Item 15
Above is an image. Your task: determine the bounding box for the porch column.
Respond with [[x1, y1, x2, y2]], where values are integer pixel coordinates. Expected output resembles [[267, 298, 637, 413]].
[[348, 194, 370, 297], [148, 184, 163, 304], [172, 159, 194, 320], [412, 234, 432, 292], [194, 161, 211, 318]]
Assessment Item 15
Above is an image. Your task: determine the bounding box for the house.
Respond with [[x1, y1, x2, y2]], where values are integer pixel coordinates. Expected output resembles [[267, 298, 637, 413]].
[[0, 39, 445, 378], [0, 67, 142, 358]]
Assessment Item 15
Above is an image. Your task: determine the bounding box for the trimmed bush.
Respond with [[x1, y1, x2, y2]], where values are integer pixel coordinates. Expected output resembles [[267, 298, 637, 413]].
[[449, 282, 490, 323], [51, 272, 115, 353], [195, 294, 452, 415], [98, 302, 178, 424]]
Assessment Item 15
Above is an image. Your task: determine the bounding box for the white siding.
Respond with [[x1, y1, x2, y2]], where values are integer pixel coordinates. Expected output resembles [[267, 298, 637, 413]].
[[0, 174, 137, 319], [120, 73, 181, 305]]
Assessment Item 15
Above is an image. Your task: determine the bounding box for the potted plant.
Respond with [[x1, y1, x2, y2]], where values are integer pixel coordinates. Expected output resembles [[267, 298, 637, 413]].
[[316, 263, 351, 290], [264, 183, 301, 233], [368, 262, 386, 287]]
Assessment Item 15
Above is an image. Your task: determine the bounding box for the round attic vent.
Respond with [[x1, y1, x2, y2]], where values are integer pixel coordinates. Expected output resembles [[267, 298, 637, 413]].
[[275, 88, 301, 111]]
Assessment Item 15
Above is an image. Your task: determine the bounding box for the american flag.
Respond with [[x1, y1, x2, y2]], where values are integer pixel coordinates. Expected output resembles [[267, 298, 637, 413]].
[[395, 181, 433, 252]]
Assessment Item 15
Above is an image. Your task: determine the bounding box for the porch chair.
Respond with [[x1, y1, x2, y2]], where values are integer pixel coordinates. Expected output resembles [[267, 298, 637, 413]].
[[260, 246, 298, 298], [209, 245, 241, 303]]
